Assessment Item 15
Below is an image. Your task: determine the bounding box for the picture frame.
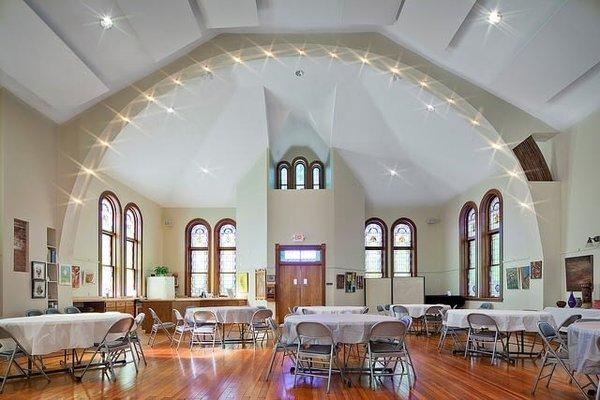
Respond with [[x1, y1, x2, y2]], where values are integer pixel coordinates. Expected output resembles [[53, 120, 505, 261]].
[[357, 275, 364, 290], [345, 272, 357, 293], [566, 255, 593, 291], [531, 261, 542, 279], [84, 272, 96, 285], [238, 272, 249, 293], [71, 265, 82, 289], [14, 219, 29, 273], [336, 274, 345, 289], [32, 280, 46, 298], [255, 269, 266, 300], [506, 267, 520, 290], [59, 264, 71, 285], [520, 265, 531, 290], [31, 261, 46, 280]]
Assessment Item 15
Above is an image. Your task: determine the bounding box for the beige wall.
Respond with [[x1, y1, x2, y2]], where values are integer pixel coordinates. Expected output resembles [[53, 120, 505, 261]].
[[1, 90, 58, 317], [161, 207, 235, 297]]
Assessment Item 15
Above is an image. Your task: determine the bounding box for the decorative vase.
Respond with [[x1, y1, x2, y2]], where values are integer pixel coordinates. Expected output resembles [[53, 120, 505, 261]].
[[556, 301, 566, 308], [568, 291, 577, 308], [576, 297, 583, 308]]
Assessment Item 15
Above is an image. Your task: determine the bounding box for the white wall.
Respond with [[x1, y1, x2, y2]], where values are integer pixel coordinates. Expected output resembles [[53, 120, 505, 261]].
[[0, 90, 58, 317]]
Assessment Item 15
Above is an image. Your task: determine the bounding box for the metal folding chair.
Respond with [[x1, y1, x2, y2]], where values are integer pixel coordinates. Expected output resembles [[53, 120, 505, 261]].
[[423, 306, 443, 336], [531, 321, 595, 398], [44, 308, 61, 315], [64, 306, 81, 314], [437, 308, 466, 352], [171, 309, 193, 349], [74, 317, 137, 382], [391, 305, 409, 319], [130, 313, 147, 366], [293, 321, 339, 393], [367, 320, 416, 388], [24, 309, 43, 317], [249, 309, 273, 347], [147, 307, 175, 347], [464, 313, 508, 365], [265, 317, 296, 381], [0, 327, 50, 393], [557, 314, 581, 345], [190, 310, 220, 350]]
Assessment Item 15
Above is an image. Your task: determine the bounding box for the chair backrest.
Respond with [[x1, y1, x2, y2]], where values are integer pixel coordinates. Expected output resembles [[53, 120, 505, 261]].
[[559, 314, 582, 330], [172, 308, 184, 321], [25, 309, 43, 317], [376, 304, 384, 312], [252, 308, 273, 323], [361, 307, 369, 314], [439, 308, 448, 322], [45, 308, 61, 315], [148, 307, 162, 324], [399, 315, 413, 328], [193, 310, 217, 324], [425, 305, 443, 316], [575, 318, 600, 323], [391, 305, 409, 318], [133, 312, 146, 330], [107, 317, 135, 335], [0, 326, 16, 341], [479, 302, 493, 310], [256, 305, 267, 310], [291, 306, 299, 314], [467, 313, 499, 331], [369, 321, 407, 343], [295, 321, 332, 342], [301, 308, 316, 315], [64, 306, 81, 314]]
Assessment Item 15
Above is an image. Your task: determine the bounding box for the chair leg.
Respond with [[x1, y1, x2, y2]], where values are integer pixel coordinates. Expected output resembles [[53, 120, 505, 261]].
[[531, 352, 549, 394], [265, 347, 279, 381], [293, 350, 300, 387], [136, 341, 147, 366], [491, 335, 498, 365], [326, 351, 333, 393], [464, 330, 471, 358]]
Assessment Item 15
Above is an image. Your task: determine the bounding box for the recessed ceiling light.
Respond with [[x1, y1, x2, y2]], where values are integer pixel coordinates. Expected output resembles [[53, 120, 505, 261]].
[[488, 10, 502, 25], [390, 67, 401, 75], [82, 167, 95, 176], [426, 104, 435, 112], [264, 50, 274, 57], [471, 119, 480, 126], [145, 94, 155, 102], [172, 78, 183, 86], [71, 197, 83, 205], [100, 15, 113, 30], [490, 142, 502, 150], [119, 115, 130, 123], [508, 170, 519, 178], [200, 167, 209, 174], [519, 201, 532, 210], [232, 56, 242, 63], [329, 52, 339, 59], [446, 98, 455, 104], [359, 57, 370, 64], [98, 139, 110, 147], [166, 107, 175, 114], [298, 48, 306, 55], [202, 65, 211, 72], [419, 80, 428, 87], [389, 169, 399, 177]]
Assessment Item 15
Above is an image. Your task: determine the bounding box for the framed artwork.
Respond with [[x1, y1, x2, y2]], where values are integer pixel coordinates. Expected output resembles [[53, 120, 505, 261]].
[[357, 275, 364, 290], [345, 272, 357, 293], [520, 265, 531, 289], [59, 264, 71, 285], [255, 269, 266, 300], [31, 261, 46, 280], [13, 219, 29, 272], [71, 265, 82, 289], [566, 256, 593, 291], [336, 274, 345, 289], [238, 272, 249, 293], [266, 274, 276, 284], [506, 267, 520, 290], [84, 272, 96, 285], [531, 261, 542, 279], [32, 280, 46, 298]]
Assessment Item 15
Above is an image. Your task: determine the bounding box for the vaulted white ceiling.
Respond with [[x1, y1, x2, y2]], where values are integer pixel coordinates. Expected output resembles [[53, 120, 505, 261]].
[[100, 57, 503, 207], [0, 0, 598, 130]]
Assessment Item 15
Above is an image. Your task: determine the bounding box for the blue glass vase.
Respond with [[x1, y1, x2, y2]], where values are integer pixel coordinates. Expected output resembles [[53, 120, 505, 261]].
[[568, 291, 577, 308]]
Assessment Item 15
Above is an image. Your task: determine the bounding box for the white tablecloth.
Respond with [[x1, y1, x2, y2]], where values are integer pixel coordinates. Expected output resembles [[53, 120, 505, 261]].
[[544, 307, 600, 327], [0, 312, 131, 356], [185, 306, 261, 324], [568, 321, 600, 374], [295, 306, 366, 315], [445, 309, 554, 332], [281, 314, 397, 345], [389, 304, 450, 318]]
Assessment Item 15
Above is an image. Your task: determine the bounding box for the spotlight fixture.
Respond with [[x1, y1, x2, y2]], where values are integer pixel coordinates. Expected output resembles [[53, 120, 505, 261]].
[[172, 78, 183, 86], [389, 169, 399, 177], [446, 98, 455, 104], [200, 167, 209, 174], [264, 50, 274, 57], [390, 67, 401, 75], [419, 80, 428, 87], [329, 52, 339, 59], [359, 56, 370, 64], [232, 56, 242, 63], [297, 48, 306, 55], [488, 10, 502, 25], [471, 119, 480, 126], [426, 104, 435, 112], [100, 15, 113, 30], [98, 139, 110, 147], [507, 170, 519, 178], [119, 115, 130, 123], [295, 69, 304, 78], [490, 142, 502, 150], [145, 94, 155, 102], [166, 107, 175, 114], [71, 197, 83, 205], [82, 167, 95, 176], [202, 65, 211, 72]]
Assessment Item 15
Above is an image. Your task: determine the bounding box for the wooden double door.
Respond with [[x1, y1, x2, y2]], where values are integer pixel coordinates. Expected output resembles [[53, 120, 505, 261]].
[[276, 244, 325, 322]]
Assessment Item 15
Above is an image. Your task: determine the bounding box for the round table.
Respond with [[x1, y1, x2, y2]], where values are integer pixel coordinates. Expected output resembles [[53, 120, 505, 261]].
[[281, 313, 397, 344], [390, 304, 450, 318], [295, 306, 366, 315], [445, 309, 554, 332], [569, 321, 600, 374]]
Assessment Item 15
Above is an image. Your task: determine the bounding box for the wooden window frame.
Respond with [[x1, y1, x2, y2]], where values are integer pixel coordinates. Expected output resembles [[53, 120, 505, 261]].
[[459, 202, 478, 299], [309, 161, 325, 189], [215, 218, 236, 296], [276, 161, 291, 190], [123, 203, 142, 297], [291, 156, 308, 190], [98, 191, 121, 298], [365, 218, 388, 278], [480, 189, 503, 301], [185, 218, 212, 297], [391, 218, 417, 277]]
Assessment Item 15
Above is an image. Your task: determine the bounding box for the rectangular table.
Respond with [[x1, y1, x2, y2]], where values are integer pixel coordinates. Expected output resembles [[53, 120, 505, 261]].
[[544, 306, 600, 327], [390, 304, 450, 318], [185, 306, 262, 348], [295, 306, 366, 315]]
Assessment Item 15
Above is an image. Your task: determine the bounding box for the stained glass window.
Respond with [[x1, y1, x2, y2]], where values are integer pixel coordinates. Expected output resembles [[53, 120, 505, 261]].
[[489, 197, 500, 230], [312, 166, 321, 189], [278, 163, 289, 190], [187, 220, 210, 297], [295, 163, 306, 190], [483, 193, 502, 298], [99, 193, 119, 298], [124, 204, 141, 297], [467, 209, 476, 238], [365, 219, 386, 278], [392, 219, 416, 277], [101, 199, 114, 231], [460, 203, 478, 297], [217, 221, 236, 296]]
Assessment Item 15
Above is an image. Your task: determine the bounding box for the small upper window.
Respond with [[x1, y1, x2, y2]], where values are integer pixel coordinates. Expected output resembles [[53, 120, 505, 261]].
[[310, 161, 324, 189], [293, 157, 308, 190], [277, 162, 290, 190]]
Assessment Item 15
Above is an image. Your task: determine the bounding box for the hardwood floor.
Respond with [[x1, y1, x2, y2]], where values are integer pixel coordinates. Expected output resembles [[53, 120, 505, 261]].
[[0, 333, 587, 399]]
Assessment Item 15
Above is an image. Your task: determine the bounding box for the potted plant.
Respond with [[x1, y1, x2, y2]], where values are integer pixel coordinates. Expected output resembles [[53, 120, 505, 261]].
[[153, 266, 169, 276]]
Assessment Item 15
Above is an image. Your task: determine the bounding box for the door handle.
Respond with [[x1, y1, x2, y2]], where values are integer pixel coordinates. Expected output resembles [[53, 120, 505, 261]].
[[293, 279, 298, 285], [303, 278, 308, 285]]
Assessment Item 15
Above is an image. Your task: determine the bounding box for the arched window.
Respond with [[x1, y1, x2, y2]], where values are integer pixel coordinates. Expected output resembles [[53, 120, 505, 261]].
[[99, 191, 120, 297], [459, 202, 478, 298], [391, 218, 417, 277], [310, 161, 325, 189], [216, 219, 236, 296], [124, 203, 142, 297], [365, 218, 387, 278], [276, 161, 291, 190], [185, 219, 211, 297], [481, 190, 503, 299], [292, 157, 308, 190]]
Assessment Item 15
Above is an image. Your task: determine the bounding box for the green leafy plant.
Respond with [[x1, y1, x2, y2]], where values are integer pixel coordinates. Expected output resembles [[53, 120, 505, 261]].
[[153, 266, 169, 276]]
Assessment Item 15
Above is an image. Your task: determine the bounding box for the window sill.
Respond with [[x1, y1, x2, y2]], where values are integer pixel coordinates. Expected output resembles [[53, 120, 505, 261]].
[[464, 296, 504, 302]]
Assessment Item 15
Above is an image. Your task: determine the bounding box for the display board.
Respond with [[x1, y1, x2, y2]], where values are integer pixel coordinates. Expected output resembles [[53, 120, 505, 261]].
[[365, 278, 391, 313], [392, 277, 425, 304]]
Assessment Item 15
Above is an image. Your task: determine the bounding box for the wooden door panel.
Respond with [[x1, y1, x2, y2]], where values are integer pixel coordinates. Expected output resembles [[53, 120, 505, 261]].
[[277, 265, 301, 322], [300, 265, 323, 306]]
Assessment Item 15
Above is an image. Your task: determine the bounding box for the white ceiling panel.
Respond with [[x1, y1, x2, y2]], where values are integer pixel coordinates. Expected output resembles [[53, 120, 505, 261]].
[[117, 0, 202, 61], [0, 0, 107, 107], [197, 0, 259, 28], [340, 0, 402, 25]]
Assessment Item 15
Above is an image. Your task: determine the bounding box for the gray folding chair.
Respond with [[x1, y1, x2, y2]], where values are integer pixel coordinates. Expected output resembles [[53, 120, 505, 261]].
[[464, 313, 508, 365], [367, 320, 416, 388], [376, 304, 390, 315], [265, 317, 296, 381], [64, 306, 81, 314], [190, 310, 220, 350], [391, 305, 409, 319], [479, 302, 493, 310], [361, 307, 369, 314], [557, 314, 581, 343], [249, 309, 273, 347], [423, 306, 443, 336], [130, 313, 147, 366], [147, 307, 175, 347], [44, 308, 61, 315], [301, 308, 316, 315], [170, 309, 192, 349], [0, 327, 50, 393], [293, 321, 338, 393], [75, 317, 137, 382], [532, 321, 595, 398], [437, 308, 466, 352], [24, 309, 43, 317]]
